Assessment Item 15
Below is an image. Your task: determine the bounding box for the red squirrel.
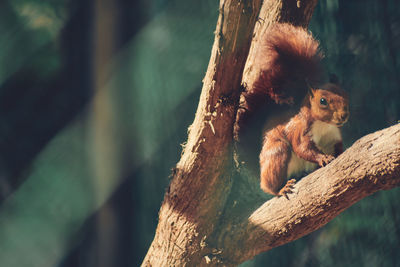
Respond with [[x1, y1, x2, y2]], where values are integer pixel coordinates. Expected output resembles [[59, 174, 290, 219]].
[[234, 23, 349, 197]]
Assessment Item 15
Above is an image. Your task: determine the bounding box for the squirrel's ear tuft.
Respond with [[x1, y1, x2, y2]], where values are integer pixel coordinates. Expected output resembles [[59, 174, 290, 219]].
[[329, 73, 340, 84], [308, 87, 315, 98], [305, 79, 315, 98]]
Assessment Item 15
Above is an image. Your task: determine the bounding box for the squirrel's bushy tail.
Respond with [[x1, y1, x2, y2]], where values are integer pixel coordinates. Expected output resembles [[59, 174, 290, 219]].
[[235, 23, 324, 141], [253, 23, 323, 104]]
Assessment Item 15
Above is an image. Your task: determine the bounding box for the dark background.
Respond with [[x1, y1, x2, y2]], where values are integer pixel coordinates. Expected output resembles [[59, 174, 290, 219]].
[[0, 0, 399, 266]]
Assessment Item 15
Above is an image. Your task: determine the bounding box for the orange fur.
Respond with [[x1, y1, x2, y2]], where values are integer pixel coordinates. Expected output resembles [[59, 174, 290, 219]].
[[232, 23, 349, 197], [260, 85, 349, 196]]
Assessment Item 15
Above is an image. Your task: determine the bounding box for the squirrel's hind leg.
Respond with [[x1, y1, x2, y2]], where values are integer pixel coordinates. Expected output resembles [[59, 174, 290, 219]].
[[260, 139, 291, 195]]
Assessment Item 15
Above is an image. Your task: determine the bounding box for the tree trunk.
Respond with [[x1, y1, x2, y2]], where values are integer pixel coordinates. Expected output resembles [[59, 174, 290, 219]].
[[142, 0, 262, 265], [142, 0, 400, 266]]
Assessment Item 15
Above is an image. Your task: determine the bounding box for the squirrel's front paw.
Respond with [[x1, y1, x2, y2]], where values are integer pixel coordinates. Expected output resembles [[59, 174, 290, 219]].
[[317, 155, 335, 167]]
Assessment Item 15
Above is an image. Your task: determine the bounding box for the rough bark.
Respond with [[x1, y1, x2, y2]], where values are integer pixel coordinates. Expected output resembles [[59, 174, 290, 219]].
[[141, 0, 400, 266]]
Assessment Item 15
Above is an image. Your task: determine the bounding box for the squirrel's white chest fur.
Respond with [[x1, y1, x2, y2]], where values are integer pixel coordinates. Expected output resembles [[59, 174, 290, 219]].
[[287, 120, 342, 178]]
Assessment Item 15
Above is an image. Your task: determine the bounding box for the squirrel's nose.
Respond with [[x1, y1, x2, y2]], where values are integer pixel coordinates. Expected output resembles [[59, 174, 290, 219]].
[[340, 112, 349, 121]]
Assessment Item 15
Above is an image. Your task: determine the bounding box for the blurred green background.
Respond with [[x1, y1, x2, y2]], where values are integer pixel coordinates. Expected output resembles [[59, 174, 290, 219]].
[[0, 0, 398, 266]]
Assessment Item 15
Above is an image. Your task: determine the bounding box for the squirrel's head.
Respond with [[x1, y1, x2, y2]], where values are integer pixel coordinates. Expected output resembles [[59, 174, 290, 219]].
[[308, 83, 349, 127]]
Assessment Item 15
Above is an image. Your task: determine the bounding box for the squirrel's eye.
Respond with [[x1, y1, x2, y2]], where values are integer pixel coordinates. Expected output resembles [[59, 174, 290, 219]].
[[320, 98, 328, 106]]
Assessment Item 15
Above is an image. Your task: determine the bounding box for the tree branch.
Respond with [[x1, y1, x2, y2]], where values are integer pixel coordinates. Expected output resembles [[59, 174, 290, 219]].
[[219, 124, 400, 264]]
